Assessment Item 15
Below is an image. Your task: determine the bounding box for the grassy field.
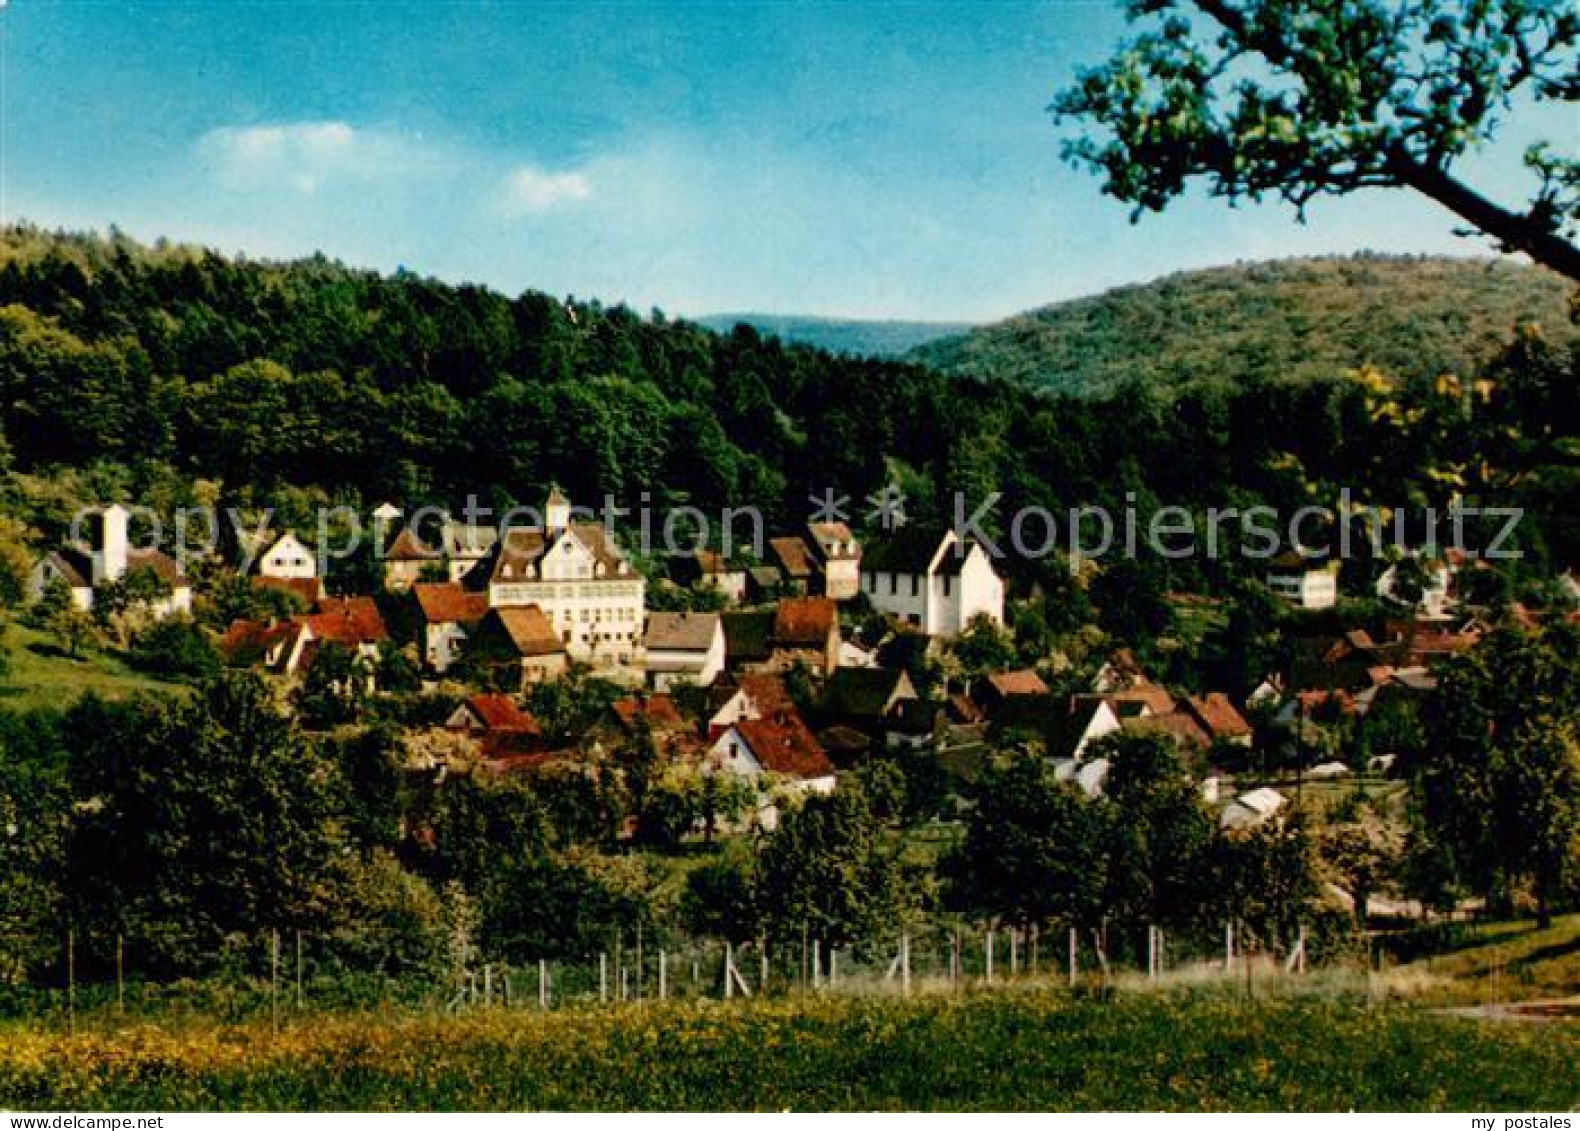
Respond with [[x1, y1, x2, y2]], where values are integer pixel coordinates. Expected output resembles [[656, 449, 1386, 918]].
[[0, 987, 1574, 1111], [0, 624, 184, 712], [1378, 915, 1580, 1007]]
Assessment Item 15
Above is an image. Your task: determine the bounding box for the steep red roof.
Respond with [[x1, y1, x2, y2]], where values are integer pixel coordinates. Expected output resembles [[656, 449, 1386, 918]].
[[482, 606, 564, 657], [307, 596, 389, 645], [252, 576, 320, 606], [769, 536, 817, 579], [1123, 710, 1211, 749], [413, 582, 490, 625], [385, 526, 442, 562], [985, 669, 1049, 698], [1182, 693, 1253, 741], [773, 597, 837, 646], [737, 673, 796, 715], [462, 693, 542, 735], [735, 713, 835, 779], [611, 694, 687, 734]]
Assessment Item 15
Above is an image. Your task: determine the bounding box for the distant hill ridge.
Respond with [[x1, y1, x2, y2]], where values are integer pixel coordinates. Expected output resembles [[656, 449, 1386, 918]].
[[909, 254, 1576, 398], [696, 313, 972, 357]]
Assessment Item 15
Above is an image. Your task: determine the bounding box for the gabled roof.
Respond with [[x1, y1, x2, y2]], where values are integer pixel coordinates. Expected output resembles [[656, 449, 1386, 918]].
[[443, 521, 499, 558], [737, 672, 796, 715], [610, 694, 688, 734], [125, 549, 190, 587], [984, 669, 1049, 698], [860, 524, 951, 575], [412, 582, 490, 625], [481, 605, 563, 657], [769, 536, 817, 579], [386, 526, 442, 562], [806, 521, 860, 561], [772, 597, 837, 646], [1122, 710, 1212, 749], [457, 693, 542, 735], [1181, 693, 1253, 741], [40, 548, 93, 589], [307, 596, 389, 645], [822, 666, 915, 719], [483, 522, 634, 583], [219, 618, 294, 664], [733, 713, 835, 779], [644, 611, 722, 653]]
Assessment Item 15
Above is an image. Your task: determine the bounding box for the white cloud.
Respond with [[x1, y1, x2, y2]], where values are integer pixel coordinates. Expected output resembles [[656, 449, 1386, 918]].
[[195, 120, 436, 195], [498, 164, 593, 215]]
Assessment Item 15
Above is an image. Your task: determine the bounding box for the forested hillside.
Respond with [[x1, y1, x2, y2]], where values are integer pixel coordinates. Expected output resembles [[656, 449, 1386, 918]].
[[1, 227, 1574, 577], [912, 256, 1577, 398]]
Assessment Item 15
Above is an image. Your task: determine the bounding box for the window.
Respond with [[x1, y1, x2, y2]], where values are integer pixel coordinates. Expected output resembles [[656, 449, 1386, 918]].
[[910, 575, 919, 597], [942, 575, 952, 597], [889, 574, 897, 595]]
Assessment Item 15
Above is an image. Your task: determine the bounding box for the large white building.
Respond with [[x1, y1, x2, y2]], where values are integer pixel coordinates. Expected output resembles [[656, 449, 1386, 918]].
[[473, 489, 645, 666], [29, 503, 192, 617], [1266, 552, 1339, 610], [859, 525, 1003, 636]]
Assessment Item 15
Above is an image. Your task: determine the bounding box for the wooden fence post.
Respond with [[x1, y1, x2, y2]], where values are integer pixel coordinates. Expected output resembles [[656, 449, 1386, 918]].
[[659, 950, 667, 1001], [539, 959, 549, 1009], [985, 929, 994, 983], [295, 929, 304, 1009], [115, 933, 125, 1016], [829, 946, 838, 990], [1010, 928, 1019, 977], [600, 952, 608, 1003], [812, 940, 821, 990], [1068, 926, 1077, 988], [901, 932, 911, 996]]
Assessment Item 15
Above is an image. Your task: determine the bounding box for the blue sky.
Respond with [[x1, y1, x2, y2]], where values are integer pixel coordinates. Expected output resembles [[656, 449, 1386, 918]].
[[0, 1, 1570, 320]]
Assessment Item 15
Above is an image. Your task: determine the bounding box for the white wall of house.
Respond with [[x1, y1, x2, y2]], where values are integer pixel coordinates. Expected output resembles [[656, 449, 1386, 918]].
[[27, 560, 94, 611], [1267, 567, 1338, 610], [646, 632, 725, 691], [258, 533, 318, 580], [424, 621, 470, 673], [1072, 700, 1121, 760], [860, 533, 1004, 636]]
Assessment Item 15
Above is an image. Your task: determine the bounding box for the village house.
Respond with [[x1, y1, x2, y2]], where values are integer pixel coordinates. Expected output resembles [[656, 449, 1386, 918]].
[[1178, 693, 1255, 747], [29, 503, 192, 617], [975, 669, 1049, 716], [818, 665, 918, 739], [768, 535, 817, 595], [255, 531, 318, 583], [1052, 697, 1124, 761], [411, 582, 491, 673], [1375, 553, 1456, 620], [473, 489, 645, 666], [445, 693, 548, 765], [703, 672, 795, 738], [805, 521, 862, 599], [1265, 552, 1339, 610], [641, 611, 726, 691], [466, 605, 569, 687], [381, 525, 445, 590], [220, 595, 389, 678], [768, 597, 841, 675], [707, 711, 837, 828], [859, 524, 1004, 637]]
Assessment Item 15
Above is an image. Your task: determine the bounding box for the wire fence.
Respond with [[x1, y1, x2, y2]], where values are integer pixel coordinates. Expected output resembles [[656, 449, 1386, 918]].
[[0, 917, 1354, 1030]]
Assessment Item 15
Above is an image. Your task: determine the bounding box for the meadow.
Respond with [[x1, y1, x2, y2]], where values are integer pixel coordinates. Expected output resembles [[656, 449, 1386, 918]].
[[1, 982, 1575, 1112]]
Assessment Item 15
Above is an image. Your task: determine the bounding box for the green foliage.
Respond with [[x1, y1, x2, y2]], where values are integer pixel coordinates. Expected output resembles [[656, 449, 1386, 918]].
[[62, 676, 344, 968], [1052, 2, 1580, 278], [1408, 623, 1580, 922], [944, 755, 1112, 928], [128, 615, 219, 680], [755, 780, 916, 946], [913, 256, 1576, 398]]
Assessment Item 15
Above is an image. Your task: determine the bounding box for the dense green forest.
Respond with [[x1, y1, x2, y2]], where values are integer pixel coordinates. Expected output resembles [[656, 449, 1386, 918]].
[[912, 256, 1578, 399], [1, 227, 1575, 579], [697, 313, 972, 357]]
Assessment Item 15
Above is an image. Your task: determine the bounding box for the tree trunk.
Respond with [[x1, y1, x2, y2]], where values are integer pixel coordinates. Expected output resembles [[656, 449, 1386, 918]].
[[1387, 147, 1580, 283]]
